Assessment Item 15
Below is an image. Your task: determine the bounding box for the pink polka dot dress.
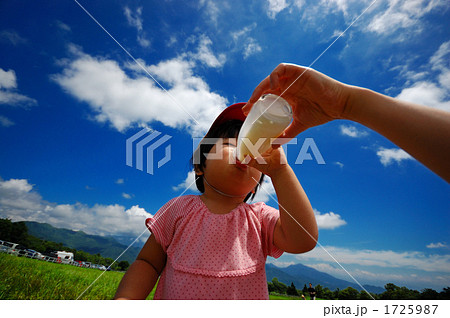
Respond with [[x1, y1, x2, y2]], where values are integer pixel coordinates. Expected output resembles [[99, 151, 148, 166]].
[[145, 195, 283, 300]]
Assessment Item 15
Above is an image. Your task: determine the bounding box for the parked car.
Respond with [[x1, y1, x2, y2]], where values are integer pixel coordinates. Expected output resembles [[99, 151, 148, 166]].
[[1, 241, 19, 255], [15, 245, 28, 257], [17, 249, 28, 257], [24, 249, 45, 260]]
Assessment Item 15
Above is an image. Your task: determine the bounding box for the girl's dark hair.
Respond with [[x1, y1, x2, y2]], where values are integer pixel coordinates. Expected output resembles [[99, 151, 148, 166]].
[[190, 119, 265, 203]]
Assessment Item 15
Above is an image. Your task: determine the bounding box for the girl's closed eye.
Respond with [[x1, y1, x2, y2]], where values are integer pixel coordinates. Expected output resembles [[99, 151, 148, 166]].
[[222, 138, 237, 148]]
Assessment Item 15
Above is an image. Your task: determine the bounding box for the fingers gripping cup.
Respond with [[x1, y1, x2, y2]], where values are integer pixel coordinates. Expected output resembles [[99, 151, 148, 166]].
[[237, 94, 293, 162]]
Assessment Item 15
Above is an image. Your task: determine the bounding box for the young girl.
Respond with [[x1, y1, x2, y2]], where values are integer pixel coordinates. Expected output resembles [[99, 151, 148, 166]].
[[114, 102, 318, 300]]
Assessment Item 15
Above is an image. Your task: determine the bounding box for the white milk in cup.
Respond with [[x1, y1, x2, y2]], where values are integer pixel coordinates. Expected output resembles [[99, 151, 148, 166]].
[[236, 94, 293, 162]]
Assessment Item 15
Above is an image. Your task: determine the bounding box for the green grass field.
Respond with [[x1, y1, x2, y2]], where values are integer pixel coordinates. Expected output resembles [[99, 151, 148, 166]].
[[0, 252, 155, 300], [269, 293, 319, 300], [1, 252, 311, 300]]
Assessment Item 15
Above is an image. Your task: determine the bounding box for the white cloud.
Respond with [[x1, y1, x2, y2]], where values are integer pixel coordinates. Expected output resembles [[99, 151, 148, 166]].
[[137, 36, 151, 48], [303, 261, 449, 290], [173, 170, 198, 192], [376, 147, 414, 166], [395, 41, 450, 112], [293, 0, 375, 31], [382, 41, 450, 123], [56, 20, 71, 32], [199, 0, 221, 26], [231, 24, 256, 42], [124, 7, 143, 31], [293, 0, 306, 10], [314, 209, 347, 230], [243, 38, 262, 59], [430, 41, 450, 71], [231, 24, 262, 59], [366, 0, 447, 38], [319, 0, 357, 17], [0, 178, 151, 240], [0, 68, 37, 107], [123, 6, 150, 48], [273, 243, 450, 290], [335, 161, 344, 168], [0, 30, 27, 46], [297, 245, 450, 273], [267, 0, 289, 19], [396, 80, 450, 111], [266, 259, 296, 268], [189, 35, 226, 68], [122, 193, 132, 199], [52, 45, 228, 136], [115, 178, 124, 184], [291, 0, 445, 44], [0, 68, 17, 89], [0, 178, 33, 193], [427, 242, 448, 249], [0, 115, 14, 127], [340, 125, 369, 138]]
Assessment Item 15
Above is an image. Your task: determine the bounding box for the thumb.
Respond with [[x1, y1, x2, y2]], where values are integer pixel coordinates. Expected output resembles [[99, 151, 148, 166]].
[[242, 101, 254, 116]]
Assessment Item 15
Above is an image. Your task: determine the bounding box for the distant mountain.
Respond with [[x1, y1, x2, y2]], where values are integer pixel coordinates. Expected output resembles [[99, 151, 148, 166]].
[[265, 263, 385, 294], [24, 221, 141, 263]]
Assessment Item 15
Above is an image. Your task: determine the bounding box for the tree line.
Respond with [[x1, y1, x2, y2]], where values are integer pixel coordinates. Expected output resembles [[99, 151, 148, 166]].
[[268, 278, 450, 300], [0, 218, 130, 271]]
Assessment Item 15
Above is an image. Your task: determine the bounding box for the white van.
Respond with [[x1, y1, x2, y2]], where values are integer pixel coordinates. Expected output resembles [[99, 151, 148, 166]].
[[56, 251, 74, 264]]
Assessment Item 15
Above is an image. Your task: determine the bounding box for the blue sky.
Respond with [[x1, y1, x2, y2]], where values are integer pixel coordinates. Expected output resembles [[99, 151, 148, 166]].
[[0, 0, 449, 291]]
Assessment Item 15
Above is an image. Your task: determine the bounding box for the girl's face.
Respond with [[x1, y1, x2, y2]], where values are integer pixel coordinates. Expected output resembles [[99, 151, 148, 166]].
[[202, 138, 262, 197]]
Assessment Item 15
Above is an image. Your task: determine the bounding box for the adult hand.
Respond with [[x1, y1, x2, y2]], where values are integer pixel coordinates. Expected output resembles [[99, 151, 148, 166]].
[[244, 63, 450, 182], [243, 63, 351, 142]]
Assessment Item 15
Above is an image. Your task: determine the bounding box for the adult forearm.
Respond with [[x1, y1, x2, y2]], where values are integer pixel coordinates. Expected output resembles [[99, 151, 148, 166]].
[[114, 259, 159, 300], [344, 86, 450, 182]]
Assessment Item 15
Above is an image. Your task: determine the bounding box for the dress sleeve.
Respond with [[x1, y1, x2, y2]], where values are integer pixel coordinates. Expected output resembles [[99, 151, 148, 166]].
[[145, 197, 183, 252], [259, 203, 284, 259]]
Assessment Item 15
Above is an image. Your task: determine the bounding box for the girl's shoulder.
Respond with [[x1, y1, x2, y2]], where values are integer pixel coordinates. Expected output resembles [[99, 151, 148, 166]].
[[156, 195, 202, 217], [245, 200, 277, 210], [147, 195, 202, 231], [243, 200, 279, 218]]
